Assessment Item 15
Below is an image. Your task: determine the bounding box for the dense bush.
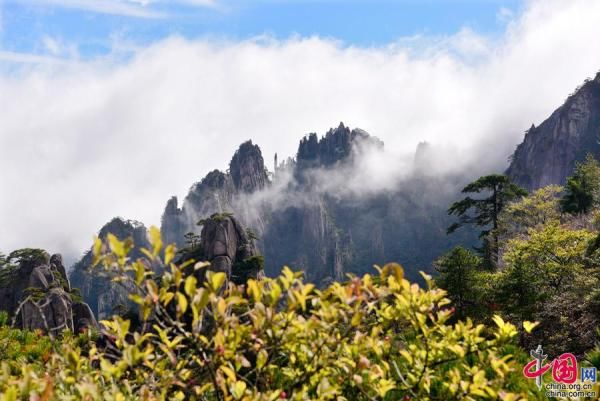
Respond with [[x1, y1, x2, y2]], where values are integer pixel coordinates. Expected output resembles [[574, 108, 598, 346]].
[[0, 311, 54, 374], [0, 230, 544, 400]]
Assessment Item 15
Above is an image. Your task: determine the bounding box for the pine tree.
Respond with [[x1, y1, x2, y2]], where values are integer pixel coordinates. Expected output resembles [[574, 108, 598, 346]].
[[561, 153, 600, 214], [447, 174, 527, 267], [434, 247, 481, 319]]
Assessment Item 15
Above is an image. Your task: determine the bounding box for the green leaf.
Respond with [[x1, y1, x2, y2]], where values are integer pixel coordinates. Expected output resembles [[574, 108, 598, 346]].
[[231, 381, 246, 400], [184, 276, 197, 297], [177, 292, 188, 315], [208, 271, 227, 293], [523, 320, 539, 334], [148, 226, 163, 256]]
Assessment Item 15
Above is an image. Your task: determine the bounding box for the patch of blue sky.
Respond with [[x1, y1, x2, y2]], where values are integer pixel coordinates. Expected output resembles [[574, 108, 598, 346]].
[[0, 0, 524, 60]]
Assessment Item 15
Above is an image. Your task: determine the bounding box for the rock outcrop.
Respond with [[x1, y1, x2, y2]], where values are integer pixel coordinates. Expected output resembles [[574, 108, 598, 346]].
[[70, 217, 152, 319], [177, 214, 263, 285], [230, 140, 269, 193], [507, 72, 600, 190], [297, 123, 383, 170], [0, 249, 97, 336]]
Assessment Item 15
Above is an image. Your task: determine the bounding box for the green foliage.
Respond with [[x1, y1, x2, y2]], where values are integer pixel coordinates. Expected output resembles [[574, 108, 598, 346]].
[[561, 153, 600, 214], [6, 248, 48, 264], [0, 265, 17, 287], [585, 342, 600, 369], [490, 221, 597, 354], [499, 185, 562, 233], [0, 232, 541, 400], [0, 326, 54, 374], [70, 288, 83, 303], [198, 212, 235, 226], [231, 255, 264, 282], [0, 311, 8, 327], [245, 228, 259, 242], [23, 287, 47, 302], [447, 174, 527, 267], [447, 174, 528, 237], [184, 232, 201, 248], [503, 222, 594, 291], [233, 255, 264, 271], [434, 247, 483, 320], [0, 249, 49, 287], [211, 211, 235, 222], [440, 177, 600, 356]]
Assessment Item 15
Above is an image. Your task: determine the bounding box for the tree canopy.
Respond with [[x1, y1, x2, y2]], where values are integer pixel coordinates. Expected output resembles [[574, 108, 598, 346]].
[[561, 153, 600, 214]]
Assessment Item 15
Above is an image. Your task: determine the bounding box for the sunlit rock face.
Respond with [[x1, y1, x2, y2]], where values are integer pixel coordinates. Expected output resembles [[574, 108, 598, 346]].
[[508, 73, 600, 190]]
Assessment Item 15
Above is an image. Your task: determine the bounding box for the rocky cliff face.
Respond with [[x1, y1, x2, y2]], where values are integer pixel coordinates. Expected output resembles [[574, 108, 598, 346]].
[[262, 196, 351, 284], [262, 123, 376, 283], [230, 140, 269, 193], [0, 249, 97, 336], [70, 217, 151, 319], [160, 142, 267, 250], [507, 73, 600, 190]]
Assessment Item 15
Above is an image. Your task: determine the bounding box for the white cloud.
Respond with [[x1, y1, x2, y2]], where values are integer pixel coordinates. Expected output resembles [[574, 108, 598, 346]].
[[2, 0, 600, 263], [0, 49, 67, 63], [497, 6, 514, 24], [14, 0, 166, 18], [41, 35, 79, 58], [12, 0, 218, 18]]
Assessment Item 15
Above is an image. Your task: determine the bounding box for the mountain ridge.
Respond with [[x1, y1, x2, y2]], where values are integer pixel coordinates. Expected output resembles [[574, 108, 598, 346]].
[[70, 122, 475, 315]]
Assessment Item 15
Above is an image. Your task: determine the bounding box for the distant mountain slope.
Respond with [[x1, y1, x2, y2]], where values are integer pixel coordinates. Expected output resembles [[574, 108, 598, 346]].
[[507, 72, 600, 190]]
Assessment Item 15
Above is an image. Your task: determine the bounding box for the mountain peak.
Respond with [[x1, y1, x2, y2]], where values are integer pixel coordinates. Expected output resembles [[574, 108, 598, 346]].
[[296, 123, 383, 170], [229, 140, 269, 193]]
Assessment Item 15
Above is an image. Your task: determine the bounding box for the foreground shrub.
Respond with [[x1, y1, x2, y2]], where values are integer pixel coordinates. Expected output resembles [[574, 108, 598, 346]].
[[0, 229, 541, 400]]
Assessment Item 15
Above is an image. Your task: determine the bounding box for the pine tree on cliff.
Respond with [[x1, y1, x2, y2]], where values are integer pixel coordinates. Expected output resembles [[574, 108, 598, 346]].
[[447, 174, 527, 268]]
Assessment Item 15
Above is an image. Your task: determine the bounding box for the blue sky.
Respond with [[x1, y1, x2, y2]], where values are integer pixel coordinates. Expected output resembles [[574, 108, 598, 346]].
[[1, 0, 523, 57]]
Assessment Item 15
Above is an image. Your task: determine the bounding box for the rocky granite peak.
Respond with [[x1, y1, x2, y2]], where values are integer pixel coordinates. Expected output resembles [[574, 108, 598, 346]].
[[507, 74, 600, 190], [70, 218, 152, 319], [0, 249, 97, 336], [296, 122, 383, 171], [229, 140, 269, 193]]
